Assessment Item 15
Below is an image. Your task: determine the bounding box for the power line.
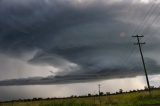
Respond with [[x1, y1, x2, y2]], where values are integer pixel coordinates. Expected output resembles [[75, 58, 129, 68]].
[[141, 2, 160, 34], [142, 6, 160, 40], [132, 1, 156, 35], [119, 1, 157, 68], [138, 2, 158, 34]]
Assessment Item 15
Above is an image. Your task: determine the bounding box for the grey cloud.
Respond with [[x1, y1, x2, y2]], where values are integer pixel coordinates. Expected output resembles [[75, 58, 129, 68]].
[[0, 57, 159, 86], [0, 0, 120, 55], [0, 0, 160, 85]]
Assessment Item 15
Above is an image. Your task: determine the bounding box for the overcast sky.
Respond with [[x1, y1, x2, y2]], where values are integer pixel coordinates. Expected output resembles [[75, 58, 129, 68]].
[[0, 0, 160, 101]]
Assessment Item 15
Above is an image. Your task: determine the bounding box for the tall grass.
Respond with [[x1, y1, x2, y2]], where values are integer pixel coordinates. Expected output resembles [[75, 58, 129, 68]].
[[39, 100, 93, 106], [1, 89, 160, 106]]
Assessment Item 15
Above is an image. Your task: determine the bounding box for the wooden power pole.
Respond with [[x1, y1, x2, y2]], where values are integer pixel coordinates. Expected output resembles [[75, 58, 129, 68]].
[[132, 35, 151, 93], [98, 84, 101, 106]]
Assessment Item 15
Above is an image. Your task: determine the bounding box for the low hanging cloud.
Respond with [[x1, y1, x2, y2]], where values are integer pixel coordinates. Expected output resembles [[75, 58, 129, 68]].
[[0, 56, 160, 86], [0, 0, 160, 86]]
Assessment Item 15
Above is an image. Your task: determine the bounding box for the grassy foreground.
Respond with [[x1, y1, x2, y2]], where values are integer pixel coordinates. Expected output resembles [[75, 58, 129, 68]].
[[1, 89, 160, 106]]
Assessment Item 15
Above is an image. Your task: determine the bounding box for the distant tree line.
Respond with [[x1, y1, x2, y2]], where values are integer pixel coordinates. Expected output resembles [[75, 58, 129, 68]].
[[1, 86, 160, 103]]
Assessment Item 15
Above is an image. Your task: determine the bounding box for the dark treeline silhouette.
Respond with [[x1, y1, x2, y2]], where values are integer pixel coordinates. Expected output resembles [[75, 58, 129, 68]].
[[1, 86, 160, 103]]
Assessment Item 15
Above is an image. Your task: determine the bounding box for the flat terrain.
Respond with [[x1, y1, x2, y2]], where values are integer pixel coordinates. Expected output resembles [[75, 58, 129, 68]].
[[1, 89, 160, 106]]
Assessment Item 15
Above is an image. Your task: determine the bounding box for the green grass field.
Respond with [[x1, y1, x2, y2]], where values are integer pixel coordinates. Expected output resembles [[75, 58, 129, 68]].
[[1, 89, 160, 106]]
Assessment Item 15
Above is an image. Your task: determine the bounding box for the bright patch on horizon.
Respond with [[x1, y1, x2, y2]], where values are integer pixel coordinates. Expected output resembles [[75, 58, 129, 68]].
[[140, 0, 150, 3], [140, 0, 159, 3]]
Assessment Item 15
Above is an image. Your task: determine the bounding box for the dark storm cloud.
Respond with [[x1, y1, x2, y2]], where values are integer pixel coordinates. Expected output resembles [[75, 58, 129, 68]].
[[0, 0, 119, 54], [0, 0, 160, 85], [0, 57, 160, 86]]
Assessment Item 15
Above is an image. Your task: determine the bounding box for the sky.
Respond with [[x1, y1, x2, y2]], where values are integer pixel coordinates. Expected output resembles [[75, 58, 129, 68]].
[[0, 0, 160, 101]]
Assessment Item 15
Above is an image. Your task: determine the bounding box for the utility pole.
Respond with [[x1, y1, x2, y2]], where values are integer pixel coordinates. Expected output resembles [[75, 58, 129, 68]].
[[98, 84, 101, 106], [93, 91, 96, 105], [98, 84, 101, 95], [132, 35, 151, 93]]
